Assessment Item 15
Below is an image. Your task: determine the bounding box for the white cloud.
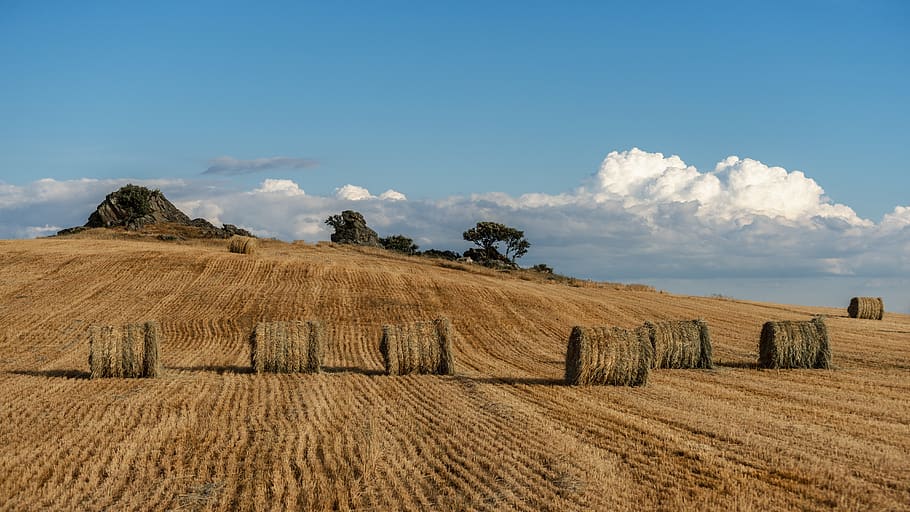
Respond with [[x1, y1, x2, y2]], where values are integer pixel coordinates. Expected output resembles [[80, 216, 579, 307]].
[[882, 206, 910, 231], [253, 179, 306, 196], [175, 200, 224, 225], [379, 189, 407, 201], [20, 224, 63, 238], [333, 185, 408, 202], [579, 148, 867, 227], [335, 184, 374, 201]]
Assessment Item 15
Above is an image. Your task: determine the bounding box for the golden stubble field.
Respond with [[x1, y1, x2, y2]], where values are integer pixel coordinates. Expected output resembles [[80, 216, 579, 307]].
[[0, 236, 907, 511]]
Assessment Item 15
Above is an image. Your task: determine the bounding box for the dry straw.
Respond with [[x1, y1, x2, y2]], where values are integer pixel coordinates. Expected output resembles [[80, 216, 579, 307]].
[[380, 317, 455, 375], [229, 236, 257, 255], [564, 326, 652, 386], [847, 297, 884, 320], [249, 320, 323, 373], [643, 319, 713, 369], [759, 317, 831, 369], [88, 321, 161, 378]]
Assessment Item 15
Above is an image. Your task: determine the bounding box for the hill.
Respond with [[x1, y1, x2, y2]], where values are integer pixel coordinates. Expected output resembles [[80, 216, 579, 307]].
[[0, 236, 907, 511]]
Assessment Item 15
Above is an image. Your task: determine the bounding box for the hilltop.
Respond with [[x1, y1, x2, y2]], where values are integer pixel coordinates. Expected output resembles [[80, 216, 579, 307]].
[[56, 184, 254, 239], [0, 235, 907, 510]]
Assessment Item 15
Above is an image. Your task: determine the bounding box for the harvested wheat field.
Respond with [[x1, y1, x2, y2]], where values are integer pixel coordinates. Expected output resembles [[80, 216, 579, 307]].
[[0, 235, 908, 511]]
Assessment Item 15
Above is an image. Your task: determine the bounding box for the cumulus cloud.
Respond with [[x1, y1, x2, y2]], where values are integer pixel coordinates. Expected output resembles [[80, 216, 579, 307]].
[[174, 200, 225, 226], [882, 206, 910, 231], [334, 185, 407, 201], [379, 189, 407, 201], [253, 179, 306, 196], [335, 184, 374, 201], [203, 156, 319, 175], [19, 225, 63, 238], [579, 148, 867, 226]]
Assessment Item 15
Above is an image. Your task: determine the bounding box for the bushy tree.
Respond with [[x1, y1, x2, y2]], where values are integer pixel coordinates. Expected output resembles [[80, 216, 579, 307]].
[[116, 184, 161, 220], [380, 235, 419, 255], [324, 214, 344, 231], [462, 221, 530, 263]]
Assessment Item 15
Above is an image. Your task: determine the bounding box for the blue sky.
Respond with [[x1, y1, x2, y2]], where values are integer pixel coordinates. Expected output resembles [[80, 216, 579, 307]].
[[1, 1, 909, 310]]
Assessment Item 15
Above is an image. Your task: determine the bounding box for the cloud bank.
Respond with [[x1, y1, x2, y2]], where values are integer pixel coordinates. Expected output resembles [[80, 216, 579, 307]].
[[203, 156, 319, 175], [2, 149, 908, 308]]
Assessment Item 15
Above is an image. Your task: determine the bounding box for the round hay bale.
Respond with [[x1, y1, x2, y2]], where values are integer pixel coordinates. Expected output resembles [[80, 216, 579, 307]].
[[88, 322, 161, 378], [249, 320, 323, 373], [758, 317, 831, 369], [643, 319, 713, 369], [143, 321, 161, 377], [229, 236, 257, 255], [564, 325, 652, 386], [89, 325, 122, 378], [379, 317, 455, 376], [847, 297, 883, 320]]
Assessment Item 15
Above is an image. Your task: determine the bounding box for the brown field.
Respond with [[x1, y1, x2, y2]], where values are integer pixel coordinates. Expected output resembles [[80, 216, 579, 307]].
[[0, 236, 908, 511]]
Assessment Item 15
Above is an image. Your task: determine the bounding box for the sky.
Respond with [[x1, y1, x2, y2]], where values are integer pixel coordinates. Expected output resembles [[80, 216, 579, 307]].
[[1, 1, 908, 311]]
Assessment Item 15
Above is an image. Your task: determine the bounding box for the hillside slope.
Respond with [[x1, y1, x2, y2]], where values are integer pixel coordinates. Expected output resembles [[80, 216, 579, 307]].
[[0, 238, 907, 511]]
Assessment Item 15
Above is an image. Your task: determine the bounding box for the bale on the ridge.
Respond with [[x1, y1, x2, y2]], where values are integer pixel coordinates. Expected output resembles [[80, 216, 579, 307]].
[[88, 321, 161, 378], [249, 320, 323, 373], [229, 235, 257, 255], [565, 325, 652, 386], [758, 317, 831, 369], [847, 297, 884, 320], [643, 319, 713, 369], [379, 317, 455, 376]]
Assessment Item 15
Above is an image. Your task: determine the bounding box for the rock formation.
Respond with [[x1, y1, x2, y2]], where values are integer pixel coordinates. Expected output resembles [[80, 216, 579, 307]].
[[56, 184, 254, 239], [85, 184, 190, 230], [326, 210, 381, 247]]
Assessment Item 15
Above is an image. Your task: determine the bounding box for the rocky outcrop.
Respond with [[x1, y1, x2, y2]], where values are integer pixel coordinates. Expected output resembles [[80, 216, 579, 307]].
[[326, 210, 381, 247], [85, 185, 190, 230], [56, 184, 255, 239], [187, 218, 255, 238]]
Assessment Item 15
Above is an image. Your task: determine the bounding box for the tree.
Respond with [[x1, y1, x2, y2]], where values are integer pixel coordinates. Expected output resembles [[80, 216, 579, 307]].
[[324, 214, 344, 231], [462, 221, 530, 263], [380, 235, 419, 255], [115, 184, 161, 221]]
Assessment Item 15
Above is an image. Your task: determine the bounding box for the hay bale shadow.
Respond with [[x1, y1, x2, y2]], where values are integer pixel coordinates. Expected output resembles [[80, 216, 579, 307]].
[[468, 376, 564, 386], [10, 369, 91, 379], [322, 365, 385, 376], [169, 365, 251, 374], [714, 360, 760, 370]]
